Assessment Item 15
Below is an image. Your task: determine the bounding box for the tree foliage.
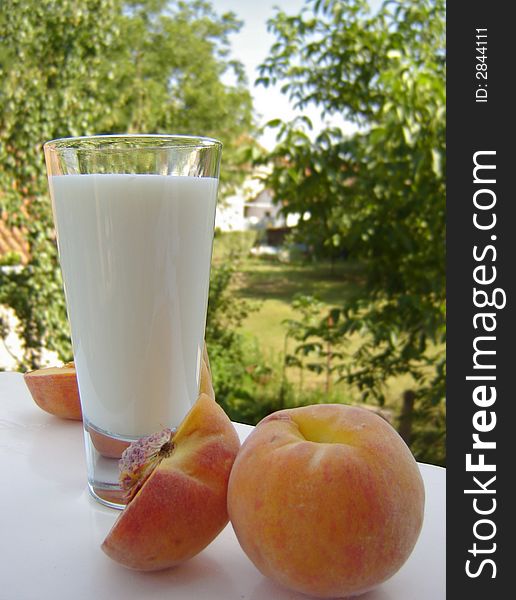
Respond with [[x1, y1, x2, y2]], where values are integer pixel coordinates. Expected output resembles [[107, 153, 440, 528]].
[[0, 0, 255, 368], [257, 0, 445, 463]]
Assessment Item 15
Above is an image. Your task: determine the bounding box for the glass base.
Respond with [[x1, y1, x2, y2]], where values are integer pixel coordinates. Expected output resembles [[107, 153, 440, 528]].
[[82, 420, 136, 510], [87, 482, 128, 510]]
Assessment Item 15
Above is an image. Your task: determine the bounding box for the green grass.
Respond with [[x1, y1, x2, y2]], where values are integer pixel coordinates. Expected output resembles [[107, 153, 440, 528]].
[[212, 233, 364, 362], [211, 236, 424, 409], [234, 259, 363, 354], [230, 256, 378, 402], [240, 298, 291, 354], [236, 260, 363, 303]]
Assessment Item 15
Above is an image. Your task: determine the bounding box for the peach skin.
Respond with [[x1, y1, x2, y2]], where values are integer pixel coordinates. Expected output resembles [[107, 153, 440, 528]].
[[101, 393, 240, 571], [227, 404, 425, 598], [24, 363, 82, 420]]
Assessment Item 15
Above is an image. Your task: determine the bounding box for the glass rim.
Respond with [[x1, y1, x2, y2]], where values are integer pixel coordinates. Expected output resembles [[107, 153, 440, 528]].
[[43, 133, 222, 152]]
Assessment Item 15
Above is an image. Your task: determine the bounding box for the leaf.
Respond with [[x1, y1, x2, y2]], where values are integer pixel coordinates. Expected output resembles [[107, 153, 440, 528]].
[[431, 148, 442, 177], [285, 354, 302, 368]]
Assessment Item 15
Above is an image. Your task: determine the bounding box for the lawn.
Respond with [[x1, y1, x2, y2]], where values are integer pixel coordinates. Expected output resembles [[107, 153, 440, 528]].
[[235, 259, 362, 355], [211, 233, 426, 416]]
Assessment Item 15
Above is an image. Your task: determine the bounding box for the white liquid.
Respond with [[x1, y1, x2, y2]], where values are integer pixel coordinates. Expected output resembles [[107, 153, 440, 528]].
[[50, 174, 217, 437]]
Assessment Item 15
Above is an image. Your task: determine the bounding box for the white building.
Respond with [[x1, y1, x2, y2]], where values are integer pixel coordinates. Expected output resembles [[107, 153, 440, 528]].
[[215, 173, 299, 233]]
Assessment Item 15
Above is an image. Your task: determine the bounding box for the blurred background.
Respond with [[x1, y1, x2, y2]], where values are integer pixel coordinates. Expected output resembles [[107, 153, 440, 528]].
[[0, 0, 445, 464]]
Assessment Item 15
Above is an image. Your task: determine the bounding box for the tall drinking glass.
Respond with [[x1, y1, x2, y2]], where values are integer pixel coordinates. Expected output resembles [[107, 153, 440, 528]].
[[43, 135, 222, 508]]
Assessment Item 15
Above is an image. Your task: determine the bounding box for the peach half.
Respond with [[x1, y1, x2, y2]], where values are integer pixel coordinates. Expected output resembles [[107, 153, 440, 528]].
[[227, 404, 425, 598], [101, 392, 240, 571], [23, 363, 82, 420]]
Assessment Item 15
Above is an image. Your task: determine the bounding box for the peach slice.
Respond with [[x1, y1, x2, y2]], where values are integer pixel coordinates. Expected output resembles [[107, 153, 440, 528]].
[[227, 404, 425, 598], [24, 363, 82, 420], [101, 392, 240, 571]]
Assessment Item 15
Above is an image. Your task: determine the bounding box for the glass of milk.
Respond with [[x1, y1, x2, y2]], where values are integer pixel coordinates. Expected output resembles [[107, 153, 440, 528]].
[[43, 135, 222, 508]]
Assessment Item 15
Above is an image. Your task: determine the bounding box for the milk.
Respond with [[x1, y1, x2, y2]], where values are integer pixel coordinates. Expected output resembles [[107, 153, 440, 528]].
[[50, 174, 217, 438]]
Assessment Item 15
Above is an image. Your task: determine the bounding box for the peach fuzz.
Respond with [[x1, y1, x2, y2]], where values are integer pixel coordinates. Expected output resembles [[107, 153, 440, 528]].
[[227, 404, 425, 598], [24, 363, 82, 420], [101, 392, 240, 571]]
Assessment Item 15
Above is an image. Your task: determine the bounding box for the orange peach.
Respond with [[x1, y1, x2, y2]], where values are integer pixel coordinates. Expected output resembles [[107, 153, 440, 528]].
[[227, 404, 425, 598], [101, 392, 240, 570], [24, 363, 82, 420]]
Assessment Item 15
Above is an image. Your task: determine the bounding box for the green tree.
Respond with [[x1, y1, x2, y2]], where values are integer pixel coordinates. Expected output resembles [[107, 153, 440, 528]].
[[257, 0, 445, 463], [107, 0, 255, 191], [284, 295, 345, 394], [1, 0, 124, 367], [0, 0, 255, 369]]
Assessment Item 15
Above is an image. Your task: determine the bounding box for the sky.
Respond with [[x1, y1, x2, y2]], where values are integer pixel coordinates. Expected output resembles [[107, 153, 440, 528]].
[[210, 0, 348, 150], [210, 0, 382, 150]]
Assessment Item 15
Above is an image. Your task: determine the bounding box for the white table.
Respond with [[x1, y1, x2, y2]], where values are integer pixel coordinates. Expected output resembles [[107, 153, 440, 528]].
[[0, 372, 445, 599]]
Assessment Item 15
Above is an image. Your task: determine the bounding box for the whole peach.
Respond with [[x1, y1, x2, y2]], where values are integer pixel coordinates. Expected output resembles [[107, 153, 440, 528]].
[[227, 404, 425, 598]]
